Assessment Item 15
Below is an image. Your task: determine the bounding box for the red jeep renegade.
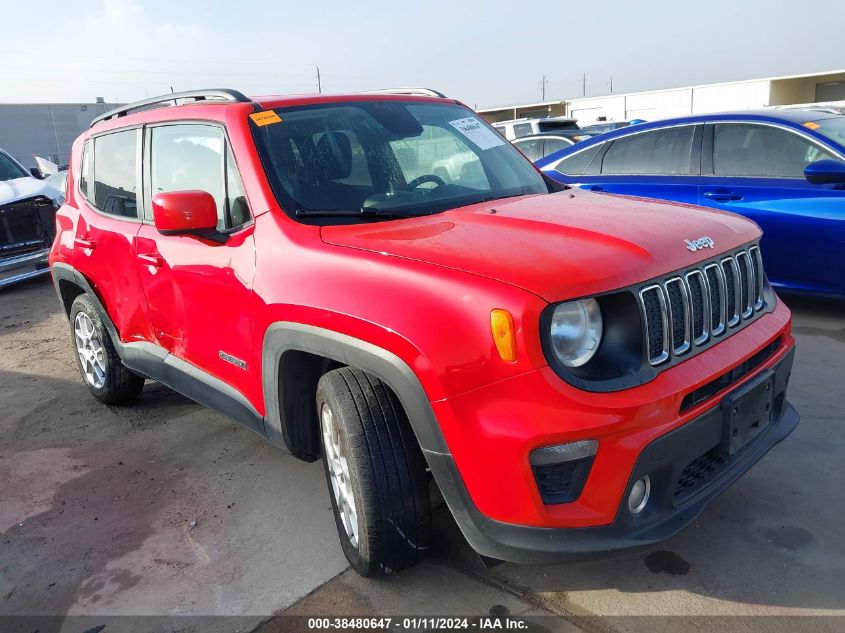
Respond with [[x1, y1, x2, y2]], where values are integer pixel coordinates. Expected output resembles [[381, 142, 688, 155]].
[[50, 89, 799, 576]]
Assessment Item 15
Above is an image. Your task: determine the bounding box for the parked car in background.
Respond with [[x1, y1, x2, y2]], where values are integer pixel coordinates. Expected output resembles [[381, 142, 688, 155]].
[[493, 116, 587, 140], [512, 133, 576, 162], [580, 120, 637, 135], [537, 109, 845, 299], [1, 147, 64, 288], [46, 170, 69, 196]]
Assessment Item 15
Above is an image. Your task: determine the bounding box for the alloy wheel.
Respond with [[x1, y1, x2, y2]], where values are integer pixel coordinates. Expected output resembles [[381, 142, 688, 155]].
[[74, 312, 106, 389], [321, 402, 359, 548]]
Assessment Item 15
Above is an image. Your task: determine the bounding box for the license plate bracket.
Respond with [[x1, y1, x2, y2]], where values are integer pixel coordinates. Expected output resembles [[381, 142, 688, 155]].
[[719, 369, 775, 457]]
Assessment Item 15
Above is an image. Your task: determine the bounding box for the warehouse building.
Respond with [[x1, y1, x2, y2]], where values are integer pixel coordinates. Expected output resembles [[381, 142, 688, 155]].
[[0, 100, 119, 169], [478, 69, 845, 126]]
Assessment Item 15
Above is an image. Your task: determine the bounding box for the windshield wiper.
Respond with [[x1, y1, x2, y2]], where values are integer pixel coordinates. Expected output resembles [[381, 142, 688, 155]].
[[295, 206, 415, 219]]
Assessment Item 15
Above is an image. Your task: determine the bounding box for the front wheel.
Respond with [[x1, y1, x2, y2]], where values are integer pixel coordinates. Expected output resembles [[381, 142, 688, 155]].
[[70, 294, 145, 405], [316, 367, 430, 577]]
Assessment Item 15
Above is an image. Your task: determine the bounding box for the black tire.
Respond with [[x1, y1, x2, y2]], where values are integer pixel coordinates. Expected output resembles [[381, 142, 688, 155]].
[[69, 294, 145, 405], [316, 367, 430, 577]]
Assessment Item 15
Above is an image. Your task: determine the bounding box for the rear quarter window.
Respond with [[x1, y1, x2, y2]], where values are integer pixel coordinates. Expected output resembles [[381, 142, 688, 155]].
[[553, 143, 603, 177]]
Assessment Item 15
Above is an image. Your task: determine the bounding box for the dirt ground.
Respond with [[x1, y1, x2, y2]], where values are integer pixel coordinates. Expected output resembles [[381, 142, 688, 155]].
[[1, 276, 843, 633]]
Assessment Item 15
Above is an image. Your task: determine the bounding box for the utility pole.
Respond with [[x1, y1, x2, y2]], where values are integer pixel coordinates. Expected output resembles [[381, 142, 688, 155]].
[[316, 66, 322, 94], [540, 74, 548, 100], [609, 76, 613, 94], [582, 73, 586, 97]]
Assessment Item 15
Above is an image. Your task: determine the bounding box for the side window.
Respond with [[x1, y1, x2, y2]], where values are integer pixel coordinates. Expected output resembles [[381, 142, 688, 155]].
[[150, 124, 226, 229], [390, 125, 490, 190], [79, 142, 92, 197], [512, 123, 534, 139], [553, 143, 603, 177], [224, 145, 251, 228], [93, 130, 138, 218], [602, 126, 696, 175], [513, 138, 543, 162], [713, 123, 837, 178], [542, 138, 571, 157]]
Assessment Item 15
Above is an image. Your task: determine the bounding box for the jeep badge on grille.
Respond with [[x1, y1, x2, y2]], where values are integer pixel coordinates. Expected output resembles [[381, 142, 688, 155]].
[[685, 236, 715, 252]]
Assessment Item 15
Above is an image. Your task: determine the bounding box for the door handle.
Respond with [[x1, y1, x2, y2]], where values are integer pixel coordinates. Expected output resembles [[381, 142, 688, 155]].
[[584, 185, 604, 192], [137, 253, 165, 268], [74, 237, 97, 250], [702, 191, 743, 202]]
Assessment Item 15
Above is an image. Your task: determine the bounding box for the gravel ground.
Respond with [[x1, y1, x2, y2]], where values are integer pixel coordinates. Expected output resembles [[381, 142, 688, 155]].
[[1, 276, 843, 633]]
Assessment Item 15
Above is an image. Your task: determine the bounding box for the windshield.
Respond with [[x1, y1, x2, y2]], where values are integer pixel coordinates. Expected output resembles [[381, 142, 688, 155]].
[[0, 151, 28, 181], [811, 117, 845, 147], [251, 101, 548, 221]]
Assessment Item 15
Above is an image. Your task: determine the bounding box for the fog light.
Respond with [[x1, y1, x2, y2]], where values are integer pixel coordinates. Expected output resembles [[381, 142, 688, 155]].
[[628, 475, 651, 514]]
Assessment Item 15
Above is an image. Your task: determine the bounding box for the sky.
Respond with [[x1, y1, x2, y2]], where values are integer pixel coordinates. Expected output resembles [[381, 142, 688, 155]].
[[2, 0, 843, 108]]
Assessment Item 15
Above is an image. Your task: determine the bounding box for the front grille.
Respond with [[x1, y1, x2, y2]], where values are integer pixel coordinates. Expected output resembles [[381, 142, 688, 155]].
[[0, 196, 56, 257], [637, 245, 769, 366]]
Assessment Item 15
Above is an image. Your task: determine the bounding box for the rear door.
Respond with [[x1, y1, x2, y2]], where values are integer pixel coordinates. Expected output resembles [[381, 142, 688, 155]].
[[578, 124, 702, 204], [134, 122, 258, 399], [698, 121, 845, 295], [73, 128, 153, 343]]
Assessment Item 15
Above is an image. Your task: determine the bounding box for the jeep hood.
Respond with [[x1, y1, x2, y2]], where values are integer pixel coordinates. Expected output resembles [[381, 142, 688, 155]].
[[0, 177, 63, 207], [320, 189, 761, 302]]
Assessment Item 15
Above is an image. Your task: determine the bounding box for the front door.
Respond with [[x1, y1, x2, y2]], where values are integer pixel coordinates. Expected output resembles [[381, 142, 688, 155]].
[[135, 122, 258, 401], [698, 122, 845, 296]]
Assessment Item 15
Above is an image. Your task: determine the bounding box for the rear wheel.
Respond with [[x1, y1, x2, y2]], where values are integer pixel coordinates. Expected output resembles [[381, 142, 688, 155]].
[[70, 294, 145, 405], [316, 367, 430, 577]]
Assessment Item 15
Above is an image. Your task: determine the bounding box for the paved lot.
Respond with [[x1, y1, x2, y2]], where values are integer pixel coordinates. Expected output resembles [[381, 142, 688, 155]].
[[1, 277, 843, 631]]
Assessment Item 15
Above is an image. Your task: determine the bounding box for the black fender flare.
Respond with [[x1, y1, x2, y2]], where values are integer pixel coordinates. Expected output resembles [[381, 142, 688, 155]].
[[260, 322, 492, 549], [261, 322, 450, 456]]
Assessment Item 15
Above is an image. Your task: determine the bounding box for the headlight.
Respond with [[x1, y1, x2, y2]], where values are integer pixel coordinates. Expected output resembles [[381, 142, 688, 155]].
[[549, 299, 603, 367]]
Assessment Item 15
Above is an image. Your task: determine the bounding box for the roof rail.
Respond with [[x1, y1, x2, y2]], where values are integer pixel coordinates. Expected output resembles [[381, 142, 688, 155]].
[[90, 89, 254, 128], [363, 88, 448, 98]]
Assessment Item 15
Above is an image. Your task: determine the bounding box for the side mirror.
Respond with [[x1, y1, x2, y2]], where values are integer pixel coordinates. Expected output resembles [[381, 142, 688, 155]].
[[804, 159, 845, 185], [29, 167, 44, 179], [151, 191, 219, 237]]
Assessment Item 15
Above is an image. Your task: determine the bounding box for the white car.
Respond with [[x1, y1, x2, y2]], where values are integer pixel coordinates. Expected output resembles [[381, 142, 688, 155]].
[[0, 148, 64, 289], [492, 116, 582, 140]]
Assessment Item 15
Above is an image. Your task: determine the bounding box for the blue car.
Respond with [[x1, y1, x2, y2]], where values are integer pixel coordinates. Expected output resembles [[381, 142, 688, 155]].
[[537, 108, 845, 299]]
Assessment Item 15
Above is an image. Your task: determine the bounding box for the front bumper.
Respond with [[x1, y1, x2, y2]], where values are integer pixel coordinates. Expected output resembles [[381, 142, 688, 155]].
[[430, 346, 797, 564], [0, 248, 51, 289]]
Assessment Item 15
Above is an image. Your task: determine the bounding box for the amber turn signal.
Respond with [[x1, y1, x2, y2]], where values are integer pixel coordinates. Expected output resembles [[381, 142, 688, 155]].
[[490, 309, 517, 362]]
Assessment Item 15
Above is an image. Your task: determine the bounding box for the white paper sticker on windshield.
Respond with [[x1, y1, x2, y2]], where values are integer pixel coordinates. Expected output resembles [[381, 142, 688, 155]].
[[449, 117, 505, 150]]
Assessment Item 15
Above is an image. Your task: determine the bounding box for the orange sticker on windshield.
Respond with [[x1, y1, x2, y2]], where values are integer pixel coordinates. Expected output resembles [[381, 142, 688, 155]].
[[803, 121, 821, 130], [250, 111, 282, 126]]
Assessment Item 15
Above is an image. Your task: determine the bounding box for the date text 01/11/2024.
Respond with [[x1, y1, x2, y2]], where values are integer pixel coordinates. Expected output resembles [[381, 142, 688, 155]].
[[306, 617, 529, 629]]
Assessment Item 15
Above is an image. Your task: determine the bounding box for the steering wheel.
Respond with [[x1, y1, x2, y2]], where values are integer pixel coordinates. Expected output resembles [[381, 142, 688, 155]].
[[405, 174, 446, 190]]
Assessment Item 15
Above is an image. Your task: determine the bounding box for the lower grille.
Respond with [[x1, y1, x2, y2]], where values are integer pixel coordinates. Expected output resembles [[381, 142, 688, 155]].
[[0, 196, 56, 257], [674, 449, 727, 503]]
